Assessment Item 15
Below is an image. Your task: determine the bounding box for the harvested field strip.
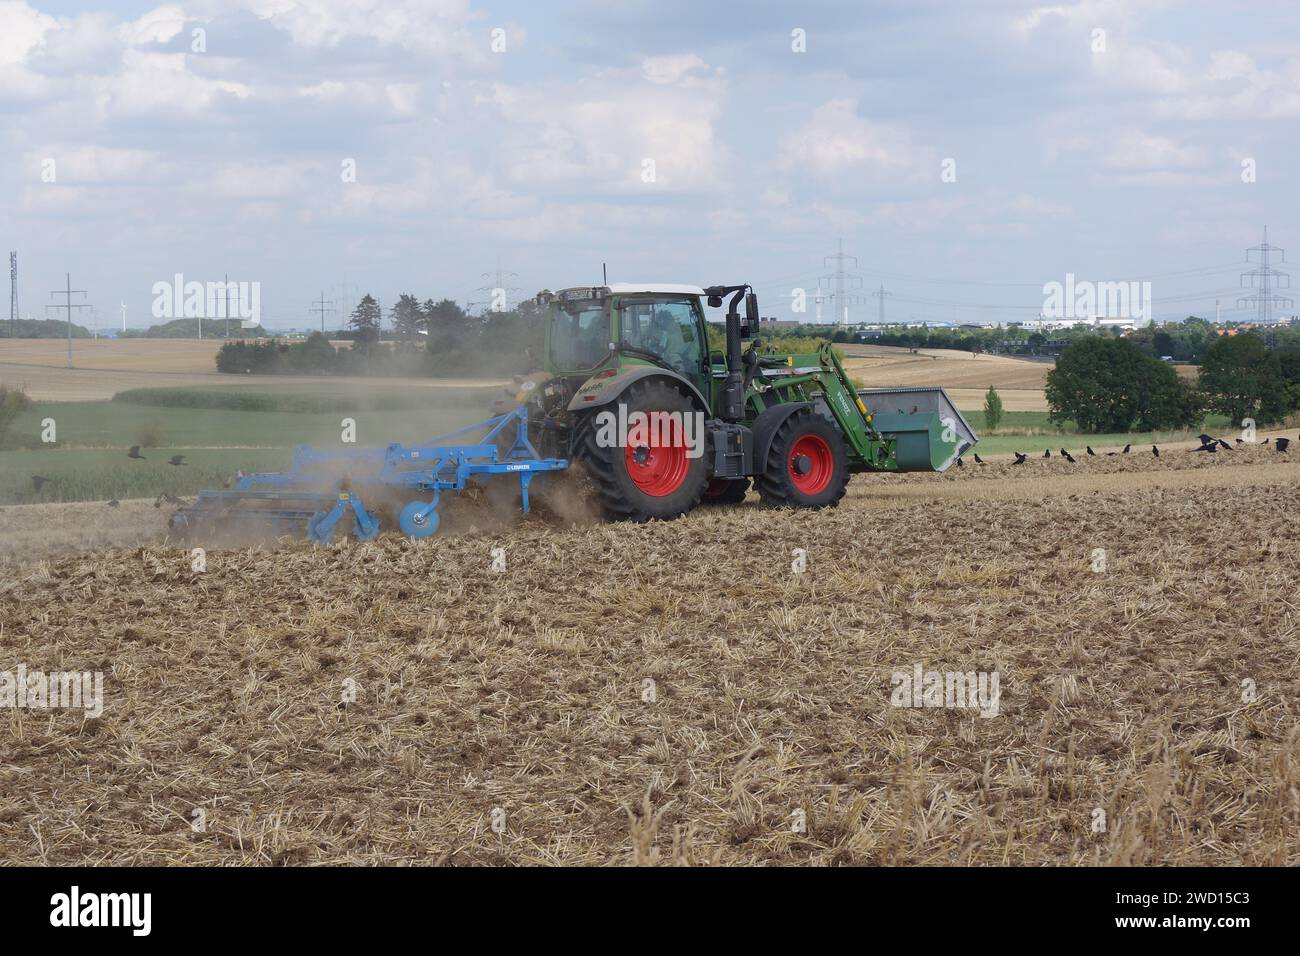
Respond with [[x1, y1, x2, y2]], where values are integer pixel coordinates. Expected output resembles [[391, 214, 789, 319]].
[[0, 462, 1295, 865], [2, 449, 1297, 562]]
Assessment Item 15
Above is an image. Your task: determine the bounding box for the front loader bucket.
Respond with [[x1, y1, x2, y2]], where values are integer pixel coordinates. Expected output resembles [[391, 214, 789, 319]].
[[858, 386, 977, 472]]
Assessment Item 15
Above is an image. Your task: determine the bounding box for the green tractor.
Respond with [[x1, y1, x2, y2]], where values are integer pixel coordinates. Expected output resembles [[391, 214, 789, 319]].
[[504, 282, 975, 522]]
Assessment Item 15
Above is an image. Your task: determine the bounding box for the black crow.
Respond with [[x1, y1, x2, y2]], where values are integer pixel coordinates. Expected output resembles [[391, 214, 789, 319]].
[[1277, 437, 1291, 452], [1043, 449, 1051, 458], [167, 454, 187, 466], [1122, 443, 1131, 454], [107, 499, 120, 508], [1013, 452, 1027, 465], [974, 454, 985, 464], [1197, 433, 1213, 445], [1217, 439, 1231, 450], [1152, 445, 1160, 457], [1263, 438, 1271, 445], [1086, 446, 1096, 456], [1236, 438, 1244, 444], [1059, 447, 1069, 457], [1194, 443, 1217, 453], [1063, 451, 1076, 463], [128, 445, 146, 460]]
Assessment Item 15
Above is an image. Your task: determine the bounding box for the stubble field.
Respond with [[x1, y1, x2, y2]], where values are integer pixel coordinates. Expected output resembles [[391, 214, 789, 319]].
[[1, 444, 1296, 866], [0, 339, 502, 401], [839, 344, 1050, 411]]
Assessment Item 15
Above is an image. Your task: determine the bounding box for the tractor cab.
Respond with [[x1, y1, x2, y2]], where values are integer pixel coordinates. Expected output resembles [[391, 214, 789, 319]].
[[541, 284, 713, 400]]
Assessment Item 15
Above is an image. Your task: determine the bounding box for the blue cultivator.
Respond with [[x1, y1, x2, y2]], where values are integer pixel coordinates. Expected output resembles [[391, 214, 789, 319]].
[[169, 406, 568, 543]]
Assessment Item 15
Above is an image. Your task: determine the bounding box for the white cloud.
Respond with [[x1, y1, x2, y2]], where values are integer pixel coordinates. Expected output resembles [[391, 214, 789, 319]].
[[296, 78, 421, 116], [92, 49, 252, 117], [641, 53, 708, 86], [244, 0, 482, 58], [213, 160, 316, 198], [1207, 50, 1254, 82], [117, 4, 190, 46], [488, 59, 727, 193], [1012, 0, 1153, 39], [25, 145, 161, 182], [1102, 132, 1205, 169], [781, 98, 932, 177], [0, 0, 58, 65], [1162, 55, 1300, 120], [1094, 43, 1188, 94]]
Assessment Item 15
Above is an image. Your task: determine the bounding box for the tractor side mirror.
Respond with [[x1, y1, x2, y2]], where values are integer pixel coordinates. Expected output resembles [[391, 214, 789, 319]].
[[707, 294, 723, 309], [741, 292, 759, 338], [709, 350, 724, 366]]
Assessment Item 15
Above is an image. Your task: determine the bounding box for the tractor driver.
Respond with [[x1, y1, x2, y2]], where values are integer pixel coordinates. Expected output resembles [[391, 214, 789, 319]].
[[649, 307, 691, 373]]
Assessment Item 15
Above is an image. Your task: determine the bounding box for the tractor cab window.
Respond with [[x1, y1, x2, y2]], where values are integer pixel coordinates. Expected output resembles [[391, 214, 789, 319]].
[[549, 301, 608, 370], [617, 297, 705, 379]]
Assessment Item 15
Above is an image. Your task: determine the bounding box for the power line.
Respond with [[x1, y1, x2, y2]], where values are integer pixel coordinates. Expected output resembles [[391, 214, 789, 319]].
[[821, 238, 864, 325], [310, 291, 335, 334], [1238, 225, 1292, 324], [8, 252, 16, 338], [46, 273, 92, 369], [872, 283, 892, 324], [477, 257, 520, 313], [220, 274, 242, 339]]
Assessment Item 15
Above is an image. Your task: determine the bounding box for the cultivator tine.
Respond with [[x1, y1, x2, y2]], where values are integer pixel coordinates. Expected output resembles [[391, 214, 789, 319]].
[[305, 493, 380, 544]]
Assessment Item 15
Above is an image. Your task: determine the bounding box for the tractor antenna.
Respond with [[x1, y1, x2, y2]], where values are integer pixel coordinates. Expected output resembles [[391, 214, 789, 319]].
[[602, 262, 607, 285]]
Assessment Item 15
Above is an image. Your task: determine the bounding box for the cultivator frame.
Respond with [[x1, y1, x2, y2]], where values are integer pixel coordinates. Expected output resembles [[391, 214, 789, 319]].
[[170, 406, 567, 543]]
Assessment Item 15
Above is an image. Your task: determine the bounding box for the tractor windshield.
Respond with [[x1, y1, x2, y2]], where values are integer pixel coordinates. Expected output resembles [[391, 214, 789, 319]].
[[549, 300, 608, 371], [616, 296, 705, 380]]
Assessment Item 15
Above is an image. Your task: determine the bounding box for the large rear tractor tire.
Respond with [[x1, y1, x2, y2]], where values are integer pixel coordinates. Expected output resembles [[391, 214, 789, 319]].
[[573, 380, 708, 522], [756, 408, 849, 509]]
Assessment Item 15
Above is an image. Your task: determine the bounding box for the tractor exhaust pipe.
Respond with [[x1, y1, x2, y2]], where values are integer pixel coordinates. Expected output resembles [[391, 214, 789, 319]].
[[722, 288, 746, 420], [705, 284, 759, 422]]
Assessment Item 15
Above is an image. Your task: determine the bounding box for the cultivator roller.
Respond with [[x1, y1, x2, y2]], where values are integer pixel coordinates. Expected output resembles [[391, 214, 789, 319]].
[[169, 406, 568, 544]]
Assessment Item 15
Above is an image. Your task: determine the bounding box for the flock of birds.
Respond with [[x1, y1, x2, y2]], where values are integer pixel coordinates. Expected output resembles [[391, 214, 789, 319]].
[[956, 433, 1293, 468], [24, 431, 1300, 499], [28, 444, 192, 505]]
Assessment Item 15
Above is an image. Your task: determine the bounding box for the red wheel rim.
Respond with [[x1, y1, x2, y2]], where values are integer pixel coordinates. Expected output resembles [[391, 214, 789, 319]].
[[624, 421, 689, 497], [789, 434, 834, 494]]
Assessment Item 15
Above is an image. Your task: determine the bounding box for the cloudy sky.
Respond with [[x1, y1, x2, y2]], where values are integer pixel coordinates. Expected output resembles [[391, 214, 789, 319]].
[[3, 0, 1299, 329]]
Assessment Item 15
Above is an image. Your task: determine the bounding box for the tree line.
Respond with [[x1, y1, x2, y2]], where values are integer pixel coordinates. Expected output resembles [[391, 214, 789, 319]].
[[813, 315, 1263, 362], [216, 294, 542, 377], [1046, 331, 1300, 432]]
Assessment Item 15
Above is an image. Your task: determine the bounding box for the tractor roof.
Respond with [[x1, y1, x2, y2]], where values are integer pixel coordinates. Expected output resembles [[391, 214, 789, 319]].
[[551, 283, 705, 300], [607, 283, 706, 296]]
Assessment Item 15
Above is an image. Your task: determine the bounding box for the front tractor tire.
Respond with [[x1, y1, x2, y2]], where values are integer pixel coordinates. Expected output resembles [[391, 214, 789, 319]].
[[757, 408, 849, 509], [574, 380, 708, 523]]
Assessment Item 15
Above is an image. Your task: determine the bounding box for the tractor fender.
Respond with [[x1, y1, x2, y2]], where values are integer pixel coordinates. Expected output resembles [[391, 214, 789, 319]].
[[566, 365, 709, 414], [751, 401, 813, 474]]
